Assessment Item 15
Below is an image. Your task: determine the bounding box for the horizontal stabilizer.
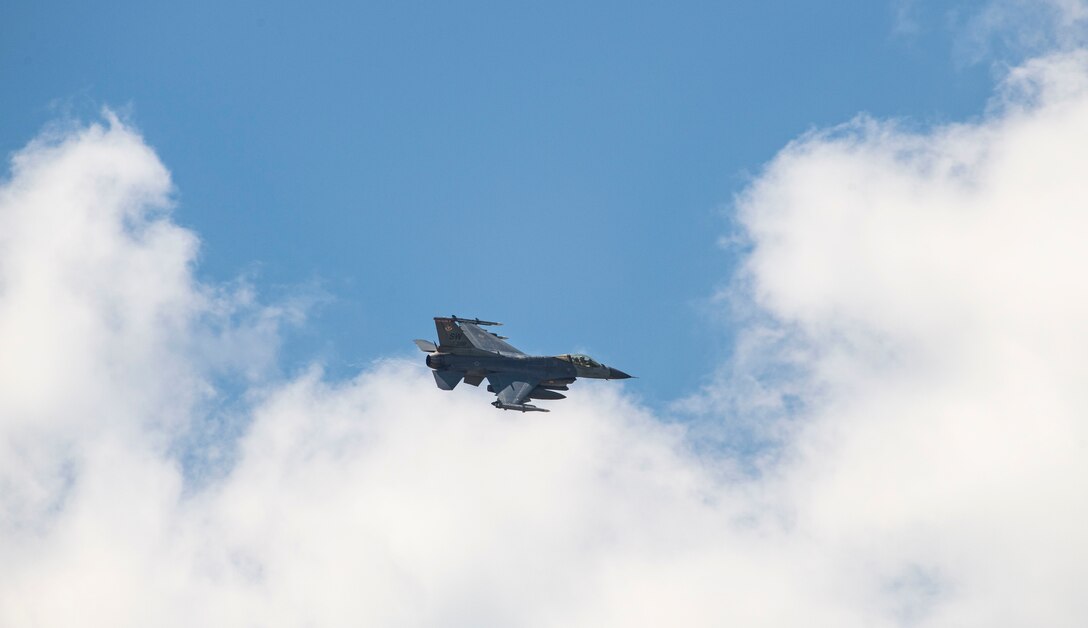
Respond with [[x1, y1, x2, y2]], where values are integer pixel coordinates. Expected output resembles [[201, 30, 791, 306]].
[[414, 339, 438, 353], [433, 370, 462, 390]]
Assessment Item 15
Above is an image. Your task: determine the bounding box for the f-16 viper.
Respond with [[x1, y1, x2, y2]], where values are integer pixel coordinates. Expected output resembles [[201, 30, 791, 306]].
[[414, 316, 632, 412]]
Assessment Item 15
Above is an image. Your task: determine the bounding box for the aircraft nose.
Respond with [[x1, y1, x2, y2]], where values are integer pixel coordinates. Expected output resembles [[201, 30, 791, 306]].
[[608, 367, 633, 379]]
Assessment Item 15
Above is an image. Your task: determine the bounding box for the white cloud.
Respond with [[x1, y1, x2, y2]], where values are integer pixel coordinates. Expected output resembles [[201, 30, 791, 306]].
[[0, 114, 295, 624], [729, 48, 1088, 625], [4, 50, 1088, 625]]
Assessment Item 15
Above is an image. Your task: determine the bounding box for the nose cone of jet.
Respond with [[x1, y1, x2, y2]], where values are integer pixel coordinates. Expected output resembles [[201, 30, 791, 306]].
[[608, 367, 633, 380]]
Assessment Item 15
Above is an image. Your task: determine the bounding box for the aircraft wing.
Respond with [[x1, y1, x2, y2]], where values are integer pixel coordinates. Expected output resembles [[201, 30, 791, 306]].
[[486, 372, 540, 406], [459, 322, 525, 355]]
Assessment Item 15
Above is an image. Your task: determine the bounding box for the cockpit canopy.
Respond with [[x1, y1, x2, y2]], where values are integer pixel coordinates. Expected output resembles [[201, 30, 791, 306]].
[[561, 354, 602, 369]]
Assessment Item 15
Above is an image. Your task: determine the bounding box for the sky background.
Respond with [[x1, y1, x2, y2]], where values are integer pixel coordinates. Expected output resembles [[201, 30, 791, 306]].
[[1, 0, 999, 407], [4, 1, 1088, 626]]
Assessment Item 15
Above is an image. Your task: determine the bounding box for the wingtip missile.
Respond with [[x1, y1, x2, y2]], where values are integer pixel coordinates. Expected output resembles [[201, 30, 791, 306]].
[[448, 315, 503, 326]]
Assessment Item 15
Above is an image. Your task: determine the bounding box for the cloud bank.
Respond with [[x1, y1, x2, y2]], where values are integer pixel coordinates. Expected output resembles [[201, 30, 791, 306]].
[[3, 52, 1088, 626]]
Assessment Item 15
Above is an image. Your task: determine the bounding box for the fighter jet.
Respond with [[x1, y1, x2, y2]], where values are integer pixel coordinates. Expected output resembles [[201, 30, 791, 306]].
[[414, 316, 632, 412]]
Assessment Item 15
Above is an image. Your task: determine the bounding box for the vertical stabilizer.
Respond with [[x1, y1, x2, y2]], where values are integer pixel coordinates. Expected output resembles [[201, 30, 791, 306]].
[[434, 317, 473, 351]]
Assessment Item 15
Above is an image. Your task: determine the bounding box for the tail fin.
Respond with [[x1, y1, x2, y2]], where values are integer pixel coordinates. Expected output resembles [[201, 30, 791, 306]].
[[434, 317, 473, 351]]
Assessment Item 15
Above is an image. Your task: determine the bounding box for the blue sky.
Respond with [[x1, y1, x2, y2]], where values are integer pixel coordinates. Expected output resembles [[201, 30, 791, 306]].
[[2, 1, 997, 407]]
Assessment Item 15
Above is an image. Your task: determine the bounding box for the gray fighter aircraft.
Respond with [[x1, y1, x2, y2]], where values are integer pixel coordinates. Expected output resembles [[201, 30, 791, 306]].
[[414, 316, 632, 412]]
